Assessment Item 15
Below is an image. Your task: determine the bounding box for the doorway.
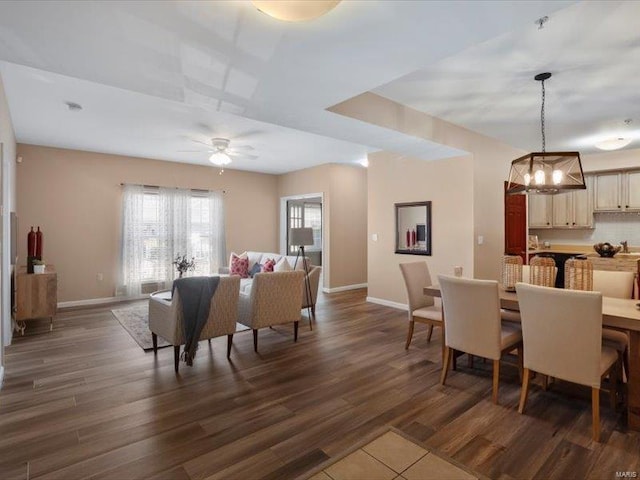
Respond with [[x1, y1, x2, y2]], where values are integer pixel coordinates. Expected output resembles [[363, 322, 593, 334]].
[[279, 193, 324, 286], [504, 181, 527, 263], [286, 197, 322, 266]]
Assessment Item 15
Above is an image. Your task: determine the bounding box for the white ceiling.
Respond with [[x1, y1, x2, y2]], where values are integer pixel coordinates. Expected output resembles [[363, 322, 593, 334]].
[[374, 0, 640, 154], [0, 0, 575, 173]]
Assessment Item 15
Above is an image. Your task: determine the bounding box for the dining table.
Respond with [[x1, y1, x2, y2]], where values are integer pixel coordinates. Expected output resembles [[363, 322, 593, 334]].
[[424, 284, 640, 431]]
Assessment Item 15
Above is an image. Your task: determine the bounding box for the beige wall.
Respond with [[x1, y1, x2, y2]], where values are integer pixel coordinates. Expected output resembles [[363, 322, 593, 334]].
[[367, 151, 474, 305], [16, 145, 279, 302], [581, 147, 640, 172], [1, 73, 17, 355], [278, 163, 368, 289], [330, 92, 526, 292]]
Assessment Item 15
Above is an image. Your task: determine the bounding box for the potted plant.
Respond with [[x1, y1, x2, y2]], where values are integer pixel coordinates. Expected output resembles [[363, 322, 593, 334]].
[[33, 258, 46, 274], [173, 254, 196, 278]]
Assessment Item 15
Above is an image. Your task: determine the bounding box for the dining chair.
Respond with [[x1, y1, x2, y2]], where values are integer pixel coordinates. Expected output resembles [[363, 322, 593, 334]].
[[399, 262, 443, 350], [501, 263, 558, 323], [566, 262, 632, 380], [528, 256, 557, 287], [438, 275, 522, 404], [516, 283, 620, 442]]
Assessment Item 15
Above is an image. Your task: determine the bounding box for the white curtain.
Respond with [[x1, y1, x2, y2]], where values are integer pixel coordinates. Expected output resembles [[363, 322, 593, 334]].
[[121, 184, 145, 296], [119, 185, 226, 296]]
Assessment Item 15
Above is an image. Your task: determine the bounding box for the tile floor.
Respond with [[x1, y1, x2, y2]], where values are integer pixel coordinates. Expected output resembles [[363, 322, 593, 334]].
[[307, 430, 478, 480]]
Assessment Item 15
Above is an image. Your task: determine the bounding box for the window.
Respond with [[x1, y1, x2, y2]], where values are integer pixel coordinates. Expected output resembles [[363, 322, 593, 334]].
[[287, 200, 322, 254], [120, 185, 225, 296]]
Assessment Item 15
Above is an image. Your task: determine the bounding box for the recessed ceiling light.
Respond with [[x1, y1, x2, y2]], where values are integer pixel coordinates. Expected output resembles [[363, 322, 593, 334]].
[[594, 137, 632, 151], [252, 0, 340, 22], [65, 101, 83, 112]]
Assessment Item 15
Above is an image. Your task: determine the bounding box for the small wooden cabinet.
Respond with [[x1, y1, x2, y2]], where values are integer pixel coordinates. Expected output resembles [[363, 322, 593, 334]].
[[15, 265, 57, 334]]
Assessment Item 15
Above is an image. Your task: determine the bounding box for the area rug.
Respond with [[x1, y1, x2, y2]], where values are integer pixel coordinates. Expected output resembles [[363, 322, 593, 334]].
[[112, 304, 249, 352], [299, 427, 487, 480]]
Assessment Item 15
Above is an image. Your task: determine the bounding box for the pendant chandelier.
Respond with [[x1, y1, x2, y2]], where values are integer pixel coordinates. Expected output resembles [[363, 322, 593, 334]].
[[506, 72, 586, 195]]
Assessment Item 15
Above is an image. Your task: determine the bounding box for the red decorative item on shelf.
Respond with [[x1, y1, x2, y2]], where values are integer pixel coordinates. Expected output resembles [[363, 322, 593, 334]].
[[411, 229, 416, 247], [27, 227, 36, 257], [35, 226, 43, 260], [406, 229, 410, 249]]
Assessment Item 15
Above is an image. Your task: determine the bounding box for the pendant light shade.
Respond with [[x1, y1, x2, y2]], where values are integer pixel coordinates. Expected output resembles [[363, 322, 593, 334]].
[[506, 151, 585, 195], [506, 73, 586, 195]]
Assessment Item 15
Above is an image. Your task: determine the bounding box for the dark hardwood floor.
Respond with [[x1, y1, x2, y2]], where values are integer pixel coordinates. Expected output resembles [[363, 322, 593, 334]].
[[1, 289, 639, 479]]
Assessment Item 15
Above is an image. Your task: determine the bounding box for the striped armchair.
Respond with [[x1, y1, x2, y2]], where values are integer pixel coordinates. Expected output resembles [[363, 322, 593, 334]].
[[238, 270, 305, 352]]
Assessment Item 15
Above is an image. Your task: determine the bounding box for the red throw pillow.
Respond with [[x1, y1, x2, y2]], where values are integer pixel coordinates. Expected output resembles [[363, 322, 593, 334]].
[[262, 258, 276, 273], [230, 253, 249, 278]]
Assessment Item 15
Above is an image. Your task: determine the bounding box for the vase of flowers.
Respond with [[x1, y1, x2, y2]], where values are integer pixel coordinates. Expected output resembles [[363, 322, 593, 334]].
[[173, 254, 196, 278]]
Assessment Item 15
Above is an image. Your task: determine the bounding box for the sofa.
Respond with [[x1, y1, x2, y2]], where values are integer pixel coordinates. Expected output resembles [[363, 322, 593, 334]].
[[220, 251, 321, 320]]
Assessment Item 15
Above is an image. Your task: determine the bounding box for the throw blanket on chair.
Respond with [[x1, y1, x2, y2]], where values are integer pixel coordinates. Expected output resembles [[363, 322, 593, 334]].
[[172, 276, 220, 366]]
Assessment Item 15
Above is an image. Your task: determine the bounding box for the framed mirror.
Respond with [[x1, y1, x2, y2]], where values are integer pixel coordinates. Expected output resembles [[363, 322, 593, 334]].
[[395, 201, 432, 255]]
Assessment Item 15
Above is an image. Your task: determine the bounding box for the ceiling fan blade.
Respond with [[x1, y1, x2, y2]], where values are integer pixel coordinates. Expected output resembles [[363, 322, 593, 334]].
[[229, 153, 258, 160], [191, 139, 214, 147], [228, 144, 254, 151], [177, 149, 214, 153]]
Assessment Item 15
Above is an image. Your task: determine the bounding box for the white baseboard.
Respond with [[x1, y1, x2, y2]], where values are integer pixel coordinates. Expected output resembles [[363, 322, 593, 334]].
[[366, 296, 408, 311], [323, 283, 367, 294], [58, 294, 147, 309]]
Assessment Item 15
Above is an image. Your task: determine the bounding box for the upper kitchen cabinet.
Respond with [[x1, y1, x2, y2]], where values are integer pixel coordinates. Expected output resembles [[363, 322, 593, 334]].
[[572, 175, 594, 227], [530, 175, 593, 229], [528, 194, 552, 228], [594, 170, 640, 212], [626, 170, 640, 210], [551, 175, 593, 228]]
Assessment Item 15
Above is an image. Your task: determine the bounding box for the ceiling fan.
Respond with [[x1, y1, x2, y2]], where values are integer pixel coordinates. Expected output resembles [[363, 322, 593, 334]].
[[179, 137, 257, 172]]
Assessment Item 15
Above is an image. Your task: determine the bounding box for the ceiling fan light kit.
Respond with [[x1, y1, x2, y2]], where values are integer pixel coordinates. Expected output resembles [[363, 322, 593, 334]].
[[506, 72, 586, 195]]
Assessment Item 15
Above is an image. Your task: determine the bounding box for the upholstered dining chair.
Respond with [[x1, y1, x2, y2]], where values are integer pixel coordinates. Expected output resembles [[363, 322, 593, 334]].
[[516, 283, 620, 442], [594, 269, 634, 379], [438, 275, 523, 404], [399, 262, 443, 350], [148, 275, 241, 373], [238, 270, 305, 353]]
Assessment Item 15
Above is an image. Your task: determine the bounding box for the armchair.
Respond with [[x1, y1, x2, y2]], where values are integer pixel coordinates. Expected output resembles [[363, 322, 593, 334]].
[[238, 270, 305, 352], [149, 275, 240, 372]]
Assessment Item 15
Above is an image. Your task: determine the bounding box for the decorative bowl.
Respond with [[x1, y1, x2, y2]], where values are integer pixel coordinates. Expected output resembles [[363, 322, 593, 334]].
[[593, 242, 621, 258]]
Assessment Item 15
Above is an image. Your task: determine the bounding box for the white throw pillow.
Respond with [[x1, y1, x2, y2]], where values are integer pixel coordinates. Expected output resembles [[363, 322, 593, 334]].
[[274, 256, 292, 272]]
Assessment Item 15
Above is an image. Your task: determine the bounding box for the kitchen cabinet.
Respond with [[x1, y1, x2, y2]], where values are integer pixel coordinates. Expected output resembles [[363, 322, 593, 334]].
[[552, 175, 593, 228], [530, 176, 593, 229], [528, 194, 552, 228], [594, 170, 640, 212], [626, 171, 640, 210]]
